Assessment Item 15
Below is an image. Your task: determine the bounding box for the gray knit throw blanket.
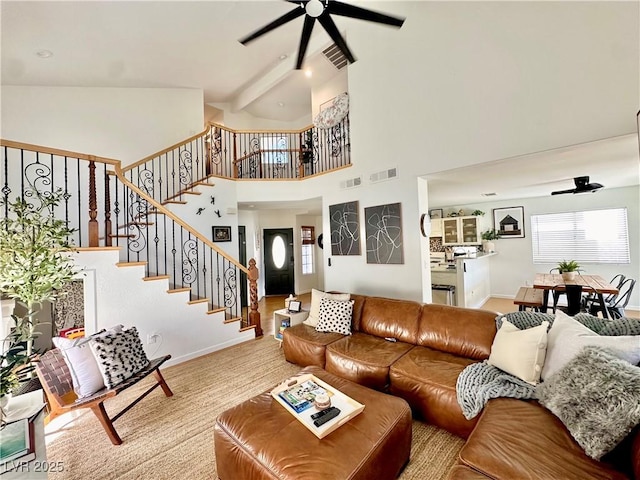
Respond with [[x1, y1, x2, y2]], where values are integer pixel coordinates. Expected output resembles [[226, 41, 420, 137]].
[[456, 361, 537, 420]]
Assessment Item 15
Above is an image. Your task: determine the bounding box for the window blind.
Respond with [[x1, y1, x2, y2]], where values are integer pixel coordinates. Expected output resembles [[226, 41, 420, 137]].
[[531, 208, 630, 264]]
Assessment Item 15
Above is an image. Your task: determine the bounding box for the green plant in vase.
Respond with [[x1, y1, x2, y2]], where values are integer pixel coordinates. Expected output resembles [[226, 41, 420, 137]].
[[0, 190, 77, 408], [481, 229, 500, 253], [557, 260, 580, 281]]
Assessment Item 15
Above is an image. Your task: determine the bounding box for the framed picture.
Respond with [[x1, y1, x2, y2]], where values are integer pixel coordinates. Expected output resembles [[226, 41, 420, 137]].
[[429, 208, 443, 219], [364, 202, 404, 264], [288, 300, 302, 313], [329, 201, 361, 256], [493, 206, 525, 238], [212, 226, 232, 242]]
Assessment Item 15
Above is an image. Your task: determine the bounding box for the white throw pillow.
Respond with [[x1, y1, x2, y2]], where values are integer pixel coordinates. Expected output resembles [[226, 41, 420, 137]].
[[303, 288, 351, 327], [315, 298, 354, 335], [52, 324, 124, 398], [487, 320, 549, 384], [541, 310, 640, 381]]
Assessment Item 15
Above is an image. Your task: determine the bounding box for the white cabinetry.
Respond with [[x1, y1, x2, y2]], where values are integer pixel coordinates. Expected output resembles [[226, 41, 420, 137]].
[[429, 219, 442, 237], [442, 216, 481, 245]]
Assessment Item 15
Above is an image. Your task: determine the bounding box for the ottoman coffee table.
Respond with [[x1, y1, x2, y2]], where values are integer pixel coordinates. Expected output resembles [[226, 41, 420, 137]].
[[214, 365, 412, 480]]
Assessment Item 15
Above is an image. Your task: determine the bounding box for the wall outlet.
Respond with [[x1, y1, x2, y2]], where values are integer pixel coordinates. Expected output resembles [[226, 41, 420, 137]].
[[147, 333, 159, 344]]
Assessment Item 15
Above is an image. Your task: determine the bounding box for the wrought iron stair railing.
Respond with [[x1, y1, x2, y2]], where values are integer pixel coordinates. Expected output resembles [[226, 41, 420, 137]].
[[0, 140, 261, 334], [121, 117, 351, 206]]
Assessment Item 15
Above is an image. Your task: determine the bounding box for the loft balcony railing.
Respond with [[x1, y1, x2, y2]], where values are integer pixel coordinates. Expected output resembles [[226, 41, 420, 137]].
[[0, 140, 261, 334], [122, 117, 350, 205]]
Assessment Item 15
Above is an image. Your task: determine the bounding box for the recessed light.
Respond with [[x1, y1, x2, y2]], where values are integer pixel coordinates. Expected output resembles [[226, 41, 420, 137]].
[[304, 69, 312, 78], [277, 101, 285, 108], [36, 50, 53, 58], [279, 54, 288, 61]]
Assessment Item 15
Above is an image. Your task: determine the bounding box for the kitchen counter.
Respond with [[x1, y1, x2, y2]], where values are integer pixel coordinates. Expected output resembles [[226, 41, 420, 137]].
[[453, 252, 497, 260]]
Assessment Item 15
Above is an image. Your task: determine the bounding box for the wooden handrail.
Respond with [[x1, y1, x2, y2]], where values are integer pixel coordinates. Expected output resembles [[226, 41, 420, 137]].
[[208, 122, 313, 135], [0, 139, 121, 166]]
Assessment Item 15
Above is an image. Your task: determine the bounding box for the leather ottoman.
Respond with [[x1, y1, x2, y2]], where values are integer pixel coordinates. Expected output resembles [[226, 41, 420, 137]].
[[214, 365, 412, 480]]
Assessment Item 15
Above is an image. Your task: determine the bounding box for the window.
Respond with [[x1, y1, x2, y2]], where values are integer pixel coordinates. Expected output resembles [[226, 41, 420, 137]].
[[301, 226, 315, 275], [260, 135, 289, 165], [530, 208, 630, 264]]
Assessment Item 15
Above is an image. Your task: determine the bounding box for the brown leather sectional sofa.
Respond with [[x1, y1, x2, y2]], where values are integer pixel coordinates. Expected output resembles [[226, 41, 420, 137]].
[[282, 293, 640, 479]]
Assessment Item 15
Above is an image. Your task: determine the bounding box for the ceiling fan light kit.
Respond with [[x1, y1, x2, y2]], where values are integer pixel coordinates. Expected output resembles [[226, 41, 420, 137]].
[[239, 0, 405, 69], [551, 176, 604, 195]]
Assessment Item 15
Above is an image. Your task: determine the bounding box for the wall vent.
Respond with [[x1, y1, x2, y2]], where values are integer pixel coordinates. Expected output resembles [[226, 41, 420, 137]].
[[370, 167, 398, 184], [340, 176, 362, 189], [322, 43, 348, 70]]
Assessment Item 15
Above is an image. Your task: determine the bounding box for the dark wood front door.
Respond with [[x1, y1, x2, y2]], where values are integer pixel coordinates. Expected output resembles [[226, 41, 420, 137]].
[[264, 228, 294, 295]]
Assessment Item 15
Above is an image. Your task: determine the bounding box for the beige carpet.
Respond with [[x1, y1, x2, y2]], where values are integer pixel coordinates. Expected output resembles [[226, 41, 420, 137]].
[[45, 338, 464, 479]]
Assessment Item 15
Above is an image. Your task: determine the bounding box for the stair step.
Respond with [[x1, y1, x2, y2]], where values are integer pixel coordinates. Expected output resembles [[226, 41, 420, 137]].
[[223, 316, 242, 324], [239, 324, 257, 333], [116, 261, 147, 268], [109, 234, 135, 239], [167, 287, 191, 294], [162, 200, 187, 205], [143, 275, 170, 282], [207, 306, 226, 315], [188, 298, 209, 306], [194, 180, 215, 187]]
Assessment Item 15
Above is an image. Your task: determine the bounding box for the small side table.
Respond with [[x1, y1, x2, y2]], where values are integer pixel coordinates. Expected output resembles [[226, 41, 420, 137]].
[[273, 308, 309, 345]]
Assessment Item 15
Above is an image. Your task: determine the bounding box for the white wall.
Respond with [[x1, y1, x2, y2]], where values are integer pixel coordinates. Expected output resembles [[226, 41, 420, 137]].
[[1, 86, 204, 164], [208, 103, 310, 131], [73, 249, 254, 366], [437, 186, 640, 310]]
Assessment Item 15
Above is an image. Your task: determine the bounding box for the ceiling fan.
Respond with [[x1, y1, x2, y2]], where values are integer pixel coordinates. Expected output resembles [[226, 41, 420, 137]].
[[551, 176, 604, 195], [239, 0, 405, 69]]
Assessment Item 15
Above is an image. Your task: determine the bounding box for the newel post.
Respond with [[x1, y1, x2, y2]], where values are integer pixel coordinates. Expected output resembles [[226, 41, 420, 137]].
[[248, 258, 262, 337], [88, 157, 99, 247]]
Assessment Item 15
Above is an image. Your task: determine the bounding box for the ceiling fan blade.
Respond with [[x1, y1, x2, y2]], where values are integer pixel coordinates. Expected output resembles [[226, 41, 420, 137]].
[[296, 16, 317, 69], [318, 14, 356, 64], [328, 1, 405, 28], [239, 7, 305, 45], [551, 189, 576, 196]]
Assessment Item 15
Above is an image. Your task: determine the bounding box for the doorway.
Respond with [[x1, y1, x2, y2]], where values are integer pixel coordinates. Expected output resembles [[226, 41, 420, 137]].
[[264, 228, 295, 295]]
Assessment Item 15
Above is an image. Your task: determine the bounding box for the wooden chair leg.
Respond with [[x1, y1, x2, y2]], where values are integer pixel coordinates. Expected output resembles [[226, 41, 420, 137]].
[[91, 403, 122, 445], [154, 370, 174, 397]]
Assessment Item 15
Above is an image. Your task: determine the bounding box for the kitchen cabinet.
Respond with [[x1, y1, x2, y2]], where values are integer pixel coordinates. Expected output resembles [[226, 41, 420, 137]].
[[429, 218, 442, 237], [442, 216, 481, 245]]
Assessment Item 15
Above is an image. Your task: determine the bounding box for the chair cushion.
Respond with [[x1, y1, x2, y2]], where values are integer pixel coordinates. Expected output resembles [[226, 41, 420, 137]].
[[282, 324, 344, 368], [389, 346, 477, 438], [325, 333, 413, 390], [459, 398, 628, 480]]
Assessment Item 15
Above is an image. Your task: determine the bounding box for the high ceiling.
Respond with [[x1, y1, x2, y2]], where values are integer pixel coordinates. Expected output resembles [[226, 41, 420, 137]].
[[2, 1, 639, 208], [0, 1, 356, 123]]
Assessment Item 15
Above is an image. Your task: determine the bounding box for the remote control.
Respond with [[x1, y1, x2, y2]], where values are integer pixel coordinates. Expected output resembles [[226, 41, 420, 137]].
[[311, 406, 336, 420], [314, 407, 340, 427]]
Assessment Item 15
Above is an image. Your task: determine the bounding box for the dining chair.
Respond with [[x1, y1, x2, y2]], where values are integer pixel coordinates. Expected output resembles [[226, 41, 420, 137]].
[[582, 273, 625, 312], [549, 268, 584, 313], [556, 284, 583, 316], [588, 278, 636, 319]]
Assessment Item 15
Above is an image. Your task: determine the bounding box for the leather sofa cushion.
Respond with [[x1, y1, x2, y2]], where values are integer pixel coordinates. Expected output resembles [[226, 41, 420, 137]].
[[389, 346, 478, 438], [325, 333, 414, 391], [358, 296, 422, 344], [282, 324, 344, 368], [417, 304, 497, 360], [447, 465, 490, 480], [214, 365, 412, 480], [459, 398, 629, 480]]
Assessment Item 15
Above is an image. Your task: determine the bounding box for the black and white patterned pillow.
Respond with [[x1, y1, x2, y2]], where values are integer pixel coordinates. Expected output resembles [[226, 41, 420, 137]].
[[315, 298, 354, 336], [89, 327, 150, 389]]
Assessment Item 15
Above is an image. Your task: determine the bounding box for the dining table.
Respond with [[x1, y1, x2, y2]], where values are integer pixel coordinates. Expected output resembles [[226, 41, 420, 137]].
[[532, 273, 619, 320]]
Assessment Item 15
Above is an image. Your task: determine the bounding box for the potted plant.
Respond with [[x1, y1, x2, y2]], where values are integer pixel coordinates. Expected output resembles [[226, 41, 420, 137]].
[[0, 190, 77, 413], [557, 260, 580, 281], [481, 229, 500, 253]]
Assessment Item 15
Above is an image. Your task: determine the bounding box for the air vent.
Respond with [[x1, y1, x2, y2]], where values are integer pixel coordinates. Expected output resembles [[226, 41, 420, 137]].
[[481, 192, 497, 197], [322, 43, 348, 70], [340, 176, 362, 189], [370, 167, 398, 184]]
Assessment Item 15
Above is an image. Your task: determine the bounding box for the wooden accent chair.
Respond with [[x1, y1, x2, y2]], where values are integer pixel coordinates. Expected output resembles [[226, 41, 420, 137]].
[[35, 348, 173, 445]]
